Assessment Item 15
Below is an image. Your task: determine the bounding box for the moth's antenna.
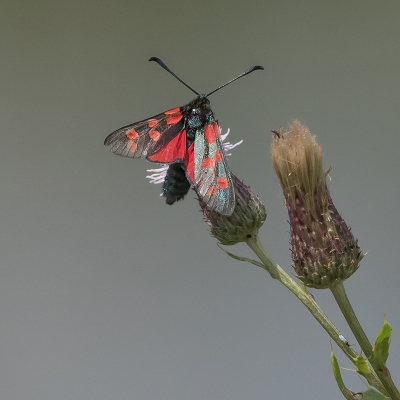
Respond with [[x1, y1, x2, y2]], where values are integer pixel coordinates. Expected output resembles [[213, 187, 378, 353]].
[[149, 57, 199, 96], [206, 65, 264, 97]]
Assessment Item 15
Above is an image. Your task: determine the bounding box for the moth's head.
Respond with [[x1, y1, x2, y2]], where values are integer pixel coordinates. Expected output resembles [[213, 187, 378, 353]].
[[185, 96, 214, 128]]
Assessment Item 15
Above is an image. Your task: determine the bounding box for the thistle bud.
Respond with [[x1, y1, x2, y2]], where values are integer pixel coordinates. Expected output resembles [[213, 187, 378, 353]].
[[199, 174, 266, 245], [271, 121, 363, 289]]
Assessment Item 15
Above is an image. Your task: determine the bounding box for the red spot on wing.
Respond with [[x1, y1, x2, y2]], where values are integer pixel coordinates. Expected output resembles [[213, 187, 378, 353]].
[[148, 119, 157, 127], [164, 107, 181, 114], [147, 129, 187, 163], [215, 150, 223, 162], [213, 122, 221, 138], [126, 128, 139, 139], [185, 143, 195, 183], [217, 177, 228, 189], [149, 129, 161, 141], [204, 124, 216, 144], [166, 113, 183, 125], [201, 157, 215, 168]]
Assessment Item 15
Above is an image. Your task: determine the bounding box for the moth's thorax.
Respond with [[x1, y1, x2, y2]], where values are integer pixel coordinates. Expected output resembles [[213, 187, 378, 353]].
[[183, 95, 215, 129]]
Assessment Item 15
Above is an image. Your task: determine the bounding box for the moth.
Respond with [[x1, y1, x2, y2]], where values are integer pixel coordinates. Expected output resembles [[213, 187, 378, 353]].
[[104, 57, 263, 215]]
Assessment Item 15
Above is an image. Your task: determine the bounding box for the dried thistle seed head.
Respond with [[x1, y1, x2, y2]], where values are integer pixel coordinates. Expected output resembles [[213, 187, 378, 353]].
[[271, 121, 364, 289], [199, 174, 266, 245], [271, 121, 325, 212]]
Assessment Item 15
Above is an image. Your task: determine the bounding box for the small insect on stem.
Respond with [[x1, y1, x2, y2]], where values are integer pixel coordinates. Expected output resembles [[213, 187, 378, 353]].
[[271, 129, 282, 138], [339, 334, 350, 347]]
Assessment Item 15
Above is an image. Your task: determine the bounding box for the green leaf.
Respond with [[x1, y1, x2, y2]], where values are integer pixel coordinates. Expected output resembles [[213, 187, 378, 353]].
[[354, 355, 373, 382], [331, 345, 390, 400], [361, 388, 391, 400], [371, 316, 392, 366], [331, 344, 356, 399], [331, 345, 346, 391], [353, 355, 389, 396]]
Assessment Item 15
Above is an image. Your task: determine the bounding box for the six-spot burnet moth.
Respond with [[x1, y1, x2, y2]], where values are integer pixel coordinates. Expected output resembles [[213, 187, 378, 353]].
[[104, 57, 263, 215]]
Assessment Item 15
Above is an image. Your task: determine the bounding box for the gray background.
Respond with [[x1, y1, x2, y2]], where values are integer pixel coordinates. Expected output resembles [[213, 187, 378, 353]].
[[2, 1, 400, 399]]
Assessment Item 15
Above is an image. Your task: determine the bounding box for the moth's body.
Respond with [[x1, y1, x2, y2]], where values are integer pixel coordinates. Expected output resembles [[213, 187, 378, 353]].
[[104, 57, 263, 215], [104, 95, 235, 215], [182, 96, 214, 147]]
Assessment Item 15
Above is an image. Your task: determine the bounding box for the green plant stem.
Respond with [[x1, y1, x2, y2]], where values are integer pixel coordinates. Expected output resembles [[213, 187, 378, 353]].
[[245, 235, 386, 394], [331, 283, 400, 400]]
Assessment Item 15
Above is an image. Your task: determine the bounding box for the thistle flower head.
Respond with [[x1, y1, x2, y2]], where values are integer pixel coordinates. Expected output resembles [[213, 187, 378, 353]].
[[271, 121, 363, 289], [200, 174, 266, 245]]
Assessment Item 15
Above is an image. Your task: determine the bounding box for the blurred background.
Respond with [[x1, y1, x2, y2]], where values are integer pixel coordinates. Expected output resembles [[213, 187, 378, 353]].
[[1, 1, 400, 399]]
